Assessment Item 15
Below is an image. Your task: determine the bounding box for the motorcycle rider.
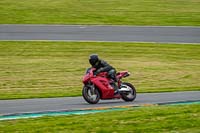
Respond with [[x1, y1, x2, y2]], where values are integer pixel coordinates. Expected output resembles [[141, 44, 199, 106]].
[[88, 54, 118, 93]]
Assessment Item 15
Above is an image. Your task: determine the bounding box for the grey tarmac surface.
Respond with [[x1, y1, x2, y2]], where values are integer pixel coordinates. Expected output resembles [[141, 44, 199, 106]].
[[0, 25, 200, 43], [0, 91, 200, 115], [0, 25, 200, 115]]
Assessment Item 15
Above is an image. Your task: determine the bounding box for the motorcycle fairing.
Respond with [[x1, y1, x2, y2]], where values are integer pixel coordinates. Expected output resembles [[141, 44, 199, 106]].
[[91, 76, 114, 99]]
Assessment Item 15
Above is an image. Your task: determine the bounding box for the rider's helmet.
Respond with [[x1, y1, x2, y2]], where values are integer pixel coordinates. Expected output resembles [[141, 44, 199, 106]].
[[89, 54, 99, 66]]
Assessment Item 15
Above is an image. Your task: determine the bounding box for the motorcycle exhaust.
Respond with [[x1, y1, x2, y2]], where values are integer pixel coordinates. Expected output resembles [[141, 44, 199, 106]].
[[118, 87, 131, 92]]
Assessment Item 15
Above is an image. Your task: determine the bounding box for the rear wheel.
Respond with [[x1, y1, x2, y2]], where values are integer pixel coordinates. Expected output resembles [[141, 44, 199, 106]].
[[82, 85, 100, 104], [120, 82, 136, 102]]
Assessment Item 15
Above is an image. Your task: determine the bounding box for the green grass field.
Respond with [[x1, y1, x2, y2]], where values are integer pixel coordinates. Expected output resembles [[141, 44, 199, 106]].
[[0, 41, 199, 99], [0, 104, 199, 132], [0, 0, 200, 25], [1, 0, 200, 132]]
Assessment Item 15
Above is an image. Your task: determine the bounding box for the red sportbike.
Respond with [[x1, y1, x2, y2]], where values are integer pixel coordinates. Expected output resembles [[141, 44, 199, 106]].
[[82, 68, 136, 104]]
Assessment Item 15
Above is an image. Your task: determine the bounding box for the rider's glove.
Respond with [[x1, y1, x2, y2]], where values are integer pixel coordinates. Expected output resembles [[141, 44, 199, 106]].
[[93, 71, 98, 76], [94, 68, 103, 76]]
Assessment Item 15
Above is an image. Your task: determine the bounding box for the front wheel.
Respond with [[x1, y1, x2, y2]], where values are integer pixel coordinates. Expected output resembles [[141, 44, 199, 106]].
[[82, 85, 100, 104], [120, 82, 136, 102]]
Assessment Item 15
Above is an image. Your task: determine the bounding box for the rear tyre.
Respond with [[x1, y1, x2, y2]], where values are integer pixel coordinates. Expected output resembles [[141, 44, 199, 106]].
[[120, 82, 136, 102], [82, 85, 100, 104]]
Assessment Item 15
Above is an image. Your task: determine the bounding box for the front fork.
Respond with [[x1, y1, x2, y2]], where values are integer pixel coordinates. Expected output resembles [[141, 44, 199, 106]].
[[86, 83, 95, 95]]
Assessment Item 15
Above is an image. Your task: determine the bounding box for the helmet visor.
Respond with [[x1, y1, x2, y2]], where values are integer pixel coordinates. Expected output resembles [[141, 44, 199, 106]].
[[89, 59, 97, 66]]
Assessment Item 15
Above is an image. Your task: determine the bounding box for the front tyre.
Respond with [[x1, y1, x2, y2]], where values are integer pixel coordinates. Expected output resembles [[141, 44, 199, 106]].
[[120, 82, 136, 102], [82, 85, 100, 104]]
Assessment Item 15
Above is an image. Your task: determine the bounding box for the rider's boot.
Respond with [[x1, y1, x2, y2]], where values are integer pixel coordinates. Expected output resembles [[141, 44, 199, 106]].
[[110, 78, 119, 95], [108, 72, 119, 95], [114, 89, 119, 95]]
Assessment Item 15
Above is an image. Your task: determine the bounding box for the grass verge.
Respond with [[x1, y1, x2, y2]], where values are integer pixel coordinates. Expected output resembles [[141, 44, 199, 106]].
[[0, 104, 199, 132], [0, 0, 200, 25], [0, 41, 199, 99]]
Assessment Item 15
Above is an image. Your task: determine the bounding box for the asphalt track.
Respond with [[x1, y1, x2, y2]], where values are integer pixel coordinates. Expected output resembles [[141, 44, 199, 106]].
[[0, 25, 200, 116], [0, 25, 200, 43], [0, 91, 200, 116]]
